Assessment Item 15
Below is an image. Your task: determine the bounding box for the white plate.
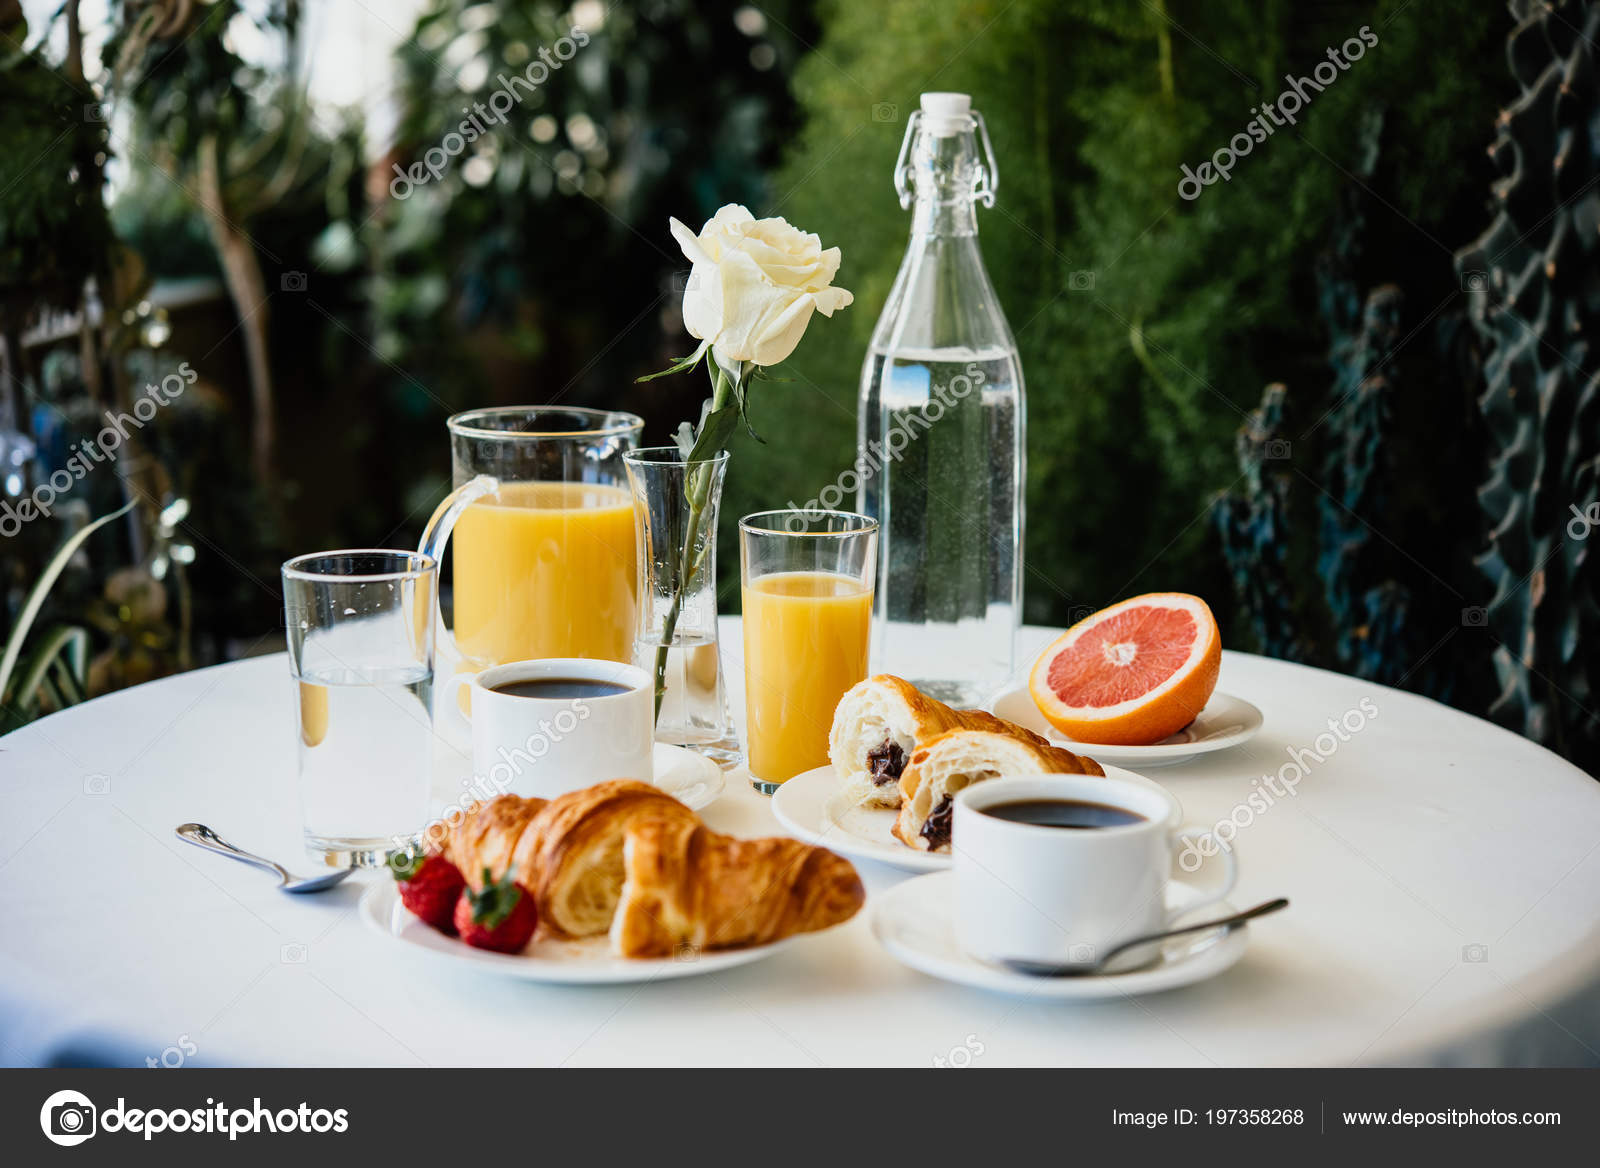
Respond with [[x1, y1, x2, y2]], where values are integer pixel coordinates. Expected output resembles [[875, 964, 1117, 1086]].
[[871, 872, 1249, 1000], [987, 684, 1263, 768], [652, 743, 725, 810], [769, 761, 1165, 873], [359, 880, 786, 984]]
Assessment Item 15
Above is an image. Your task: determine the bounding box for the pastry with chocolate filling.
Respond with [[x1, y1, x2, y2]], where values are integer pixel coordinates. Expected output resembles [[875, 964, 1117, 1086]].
[[828, 675, 1048, 809], [892, 730, 1105, 852]]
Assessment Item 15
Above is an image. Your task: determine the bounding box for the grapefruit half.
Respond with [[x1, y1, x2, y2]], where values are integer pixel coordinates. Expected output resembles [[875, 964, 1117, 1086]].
[[1028, 593, 1220, 745]]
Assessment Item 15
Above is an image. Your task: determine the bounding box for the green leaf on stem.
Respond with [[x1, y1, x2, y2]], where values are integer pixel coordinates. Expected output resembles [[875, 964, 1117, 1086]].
[[635, 340, 710, 384], [686, 400, 741, 463], [679, 359, 741, 463], [732, 375, 765, 444]]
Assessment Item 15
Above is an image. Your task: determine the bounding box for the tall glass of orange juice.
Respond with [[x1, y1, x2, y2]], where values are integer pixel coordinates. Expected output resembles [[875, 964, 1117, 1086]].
[[446, 408, 642, 668], [740, 510, 878, 793]]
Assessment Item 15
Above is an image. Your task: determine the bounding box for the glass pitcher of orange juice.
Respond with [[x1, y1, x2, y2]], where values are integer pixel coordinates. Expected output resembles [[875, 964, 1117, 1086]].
[[432, 407, 643, 672]]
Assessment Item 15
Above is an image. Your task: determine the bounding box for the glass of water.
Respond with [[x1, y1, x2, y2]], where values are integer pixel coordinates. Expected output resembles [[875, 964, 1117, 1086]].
[[282, 550, 437, 867]]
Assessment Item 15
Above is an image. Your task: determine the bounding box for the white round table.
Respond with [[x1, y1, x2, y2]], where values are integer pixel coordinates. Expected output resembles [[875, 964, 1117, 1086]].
[[2, 623, 1598, 1067]]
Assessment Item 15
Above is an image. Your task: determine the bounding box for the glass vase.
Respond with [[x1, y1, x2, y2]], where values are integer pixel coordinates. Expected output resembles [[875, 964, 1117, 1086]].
[[624, 447, 740, 766]]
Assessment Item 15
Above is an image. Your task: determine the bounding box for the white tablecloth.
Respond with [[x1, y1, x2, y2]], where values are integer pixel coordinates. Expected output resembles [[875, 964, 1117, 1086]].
[[2, 623, 1598, 1067]]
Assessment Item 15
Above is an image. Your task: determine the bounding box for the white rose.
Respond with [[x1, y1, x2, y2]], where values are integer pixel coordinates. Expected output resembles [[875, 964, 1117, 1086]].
[[669, 204, 854, 368]]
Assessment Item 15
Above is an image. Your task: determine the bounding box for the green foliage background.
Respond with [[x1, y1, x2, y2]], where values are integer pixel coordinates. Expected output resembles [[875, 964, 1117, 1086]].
[[3, 0, 1541, 739], [722, 0, 1502, 633]]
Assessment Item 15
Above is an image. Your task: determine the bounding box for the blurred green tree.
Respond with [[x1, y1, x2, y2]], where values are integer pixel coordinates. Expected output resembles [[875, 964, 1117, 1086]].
[[743, 0, 1502, 647], [374, 0, 819, 522]]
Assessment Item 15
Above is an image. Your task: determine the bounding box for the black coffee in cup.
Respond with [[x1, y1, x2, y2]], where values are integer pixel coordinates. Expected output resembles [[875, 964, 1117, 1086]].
[[489, 678, 634, 700], [981, 798, 1147, 830]]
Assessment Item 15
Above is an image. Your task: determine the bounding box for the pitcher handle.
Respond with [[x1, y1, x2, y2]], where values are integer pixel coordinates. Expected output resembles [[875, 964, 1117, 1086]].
[[417, 474, 499, 666]]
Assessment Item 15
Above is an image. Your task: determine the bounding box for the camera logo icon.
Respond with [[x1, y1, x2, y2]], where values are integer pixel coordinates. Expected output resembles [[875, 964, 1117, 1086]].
[[1462, 943, 1489, 963], [1461, 606, 1488, 628], [83, 103, 109, 122], [1264, 438, 1292, 460], [280, 271, 308, 292], [1068, 270, 1095, 291], [1461, 270, 1488, 292], [871, 102, 898, 123], [40, 1089, 97, 1146]]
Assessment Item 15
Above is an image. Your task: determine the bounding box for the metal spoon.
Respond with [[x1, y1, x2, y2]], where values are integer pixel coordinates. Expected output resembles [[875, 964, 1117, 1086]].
[[1001, 897, 1289, 978], [175, 823, 355, 894]]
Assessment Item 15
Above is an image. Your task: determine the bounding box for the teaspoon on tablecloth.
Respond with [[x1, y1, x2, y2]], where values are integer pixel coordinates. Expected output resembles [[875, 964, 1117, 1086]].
[[175, 823, 354, 893]]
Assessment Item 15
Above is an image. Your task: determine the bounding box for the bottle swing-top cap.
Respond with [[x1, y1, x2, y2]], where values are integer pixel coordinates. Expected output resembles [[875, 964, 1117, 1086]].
[[919, 92, 973, 137], [895, 93, 998, 209]]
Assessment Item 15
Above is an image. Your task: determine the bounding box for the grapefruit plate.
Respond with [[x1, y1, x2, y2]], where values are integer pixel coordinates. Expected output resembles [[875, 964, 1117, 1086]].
[[988, 684, 1261, 767]]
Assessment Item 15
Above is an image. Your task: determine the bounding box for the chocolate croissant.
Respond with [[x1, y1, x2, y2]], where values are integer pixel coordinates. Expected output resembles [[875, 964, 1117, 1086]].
[[892, 729, 1104, 853], [829, 674, 1048, 809], [611, 815, 865, 958]]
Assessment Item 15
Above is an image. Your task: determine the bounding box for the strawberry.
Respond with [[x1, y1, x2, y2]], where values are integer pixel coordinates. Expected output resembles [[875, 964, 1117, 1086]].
[[453, 868, 538, 953], [388, 849, 466, 934]]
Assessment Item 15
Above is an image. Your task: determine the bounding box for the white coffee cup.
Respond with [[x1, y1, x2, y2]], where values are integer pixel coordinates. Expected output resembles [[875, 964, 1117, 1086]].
[[438, 658, 654, 800], [952, 774, 1237, 972]]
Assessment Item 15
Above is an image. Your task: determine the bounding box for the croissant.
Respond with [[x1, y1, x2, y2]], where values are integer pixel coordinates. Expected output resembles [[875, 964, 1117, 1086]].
[[892, 729, 1104, 853], [519, 780, 701, 938], [434, 795, 548, 887], [430, 784, 864, 958], [432, 782, 692, 936], [829, 674, 1048, 809], [611, 815, 865, 957]]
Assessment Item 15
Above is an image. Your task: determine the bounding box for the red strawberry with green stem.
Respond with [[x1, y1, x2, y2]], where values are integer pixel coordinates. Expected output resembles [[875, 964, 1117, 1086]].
[[388, 849, 466, 934], [454, 869, 538, 953]]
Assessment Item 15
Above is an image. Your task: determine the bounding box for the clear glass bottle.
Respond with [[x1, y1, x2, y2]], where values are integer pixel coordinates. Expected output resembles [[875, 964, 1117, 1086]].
[[857, 92, 1024, 705]]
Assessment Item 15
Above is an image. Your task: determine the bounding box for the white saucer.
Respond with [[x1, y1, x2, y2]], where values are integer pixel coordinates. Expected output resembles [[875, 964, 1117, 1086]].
[[359, 880, 785, 984], [871, 872, 1249, 999], [987, 684, 1263, 768], [652, 743, 725, 810], [769, 761, 1164, 873]]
